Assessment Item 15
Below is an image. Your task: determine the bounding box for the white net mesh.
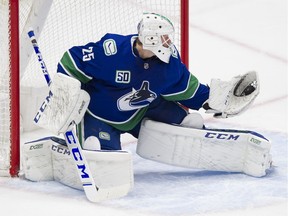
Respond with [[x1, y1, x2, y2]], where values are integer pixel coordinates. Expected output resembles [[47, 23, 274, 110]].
[[20, 0, 182, 87], [0, 0, 184, 176]]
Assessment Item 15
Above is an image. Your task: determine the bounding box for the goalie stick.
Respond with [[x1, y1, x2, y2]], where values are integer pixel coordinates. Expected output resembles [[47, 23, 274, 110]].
[[28, 28, 109, 202]]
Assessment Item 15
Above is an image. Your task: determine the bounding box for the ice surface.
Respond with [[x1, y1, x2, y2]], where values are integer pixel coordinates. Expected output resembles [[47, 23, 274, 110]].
[[0, 0, 287, 215]]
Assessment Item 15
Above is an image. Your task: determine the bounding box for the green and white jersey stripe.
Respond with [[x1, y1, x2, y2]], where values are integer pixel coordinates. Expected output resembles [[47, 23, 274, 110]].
[[60, 51, 93, 83]]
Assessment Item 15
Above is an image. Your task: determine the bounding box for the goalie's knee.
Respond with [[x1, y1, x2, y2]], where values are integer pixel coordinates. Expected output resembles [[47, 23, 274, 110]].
[[83, 136, 101, 150], [180, 112, 204, 129]]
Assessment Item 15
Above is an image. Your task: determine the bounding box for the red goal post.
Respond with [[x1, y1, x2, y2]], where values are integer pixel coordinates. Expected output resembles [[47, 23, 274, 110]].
[[0, 0, 189, 177]]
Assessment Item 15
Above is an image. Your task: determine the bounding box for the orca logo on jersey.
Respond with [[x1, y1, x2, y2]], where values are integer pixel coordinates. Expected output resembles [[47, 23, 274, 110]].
[[117, 81, 157, 111]]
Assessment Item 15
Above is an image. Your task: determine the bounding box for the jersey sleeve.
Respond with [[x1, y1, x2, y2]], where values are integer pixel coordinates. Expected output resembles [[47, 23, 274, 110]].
[[57, 42, 101, 83], [161, 62, 209, 110], [179, 83, 210, 110]]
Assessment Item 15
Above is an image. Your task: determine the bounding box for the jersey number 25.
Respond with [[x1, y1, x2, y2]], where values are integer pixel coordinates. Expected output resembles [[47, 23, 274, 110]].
[[82, 47, 94, 61]]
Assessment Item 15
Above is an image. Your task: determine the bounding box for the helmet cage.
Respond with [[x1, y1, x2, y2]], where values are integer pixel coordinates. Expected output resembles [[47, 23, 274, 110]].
[[138, 13, 175, 63]]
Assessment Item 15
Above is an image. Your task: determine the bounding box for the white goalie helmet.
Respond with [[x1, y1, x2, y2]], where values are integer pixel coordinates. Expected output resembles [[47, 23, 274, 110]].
[[137, 13, 175, 63]]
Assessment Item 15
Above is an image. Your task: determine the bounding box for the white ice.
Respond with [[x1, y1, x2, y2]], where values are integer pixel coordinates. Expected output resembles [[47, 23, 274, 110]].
[[0, 0, 287, 215]]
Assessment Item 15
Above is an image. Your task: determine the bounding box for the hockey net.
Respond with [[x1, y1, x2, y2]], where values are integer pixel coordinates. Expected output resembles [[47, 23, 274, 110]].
[[0, 0, 189, 177]]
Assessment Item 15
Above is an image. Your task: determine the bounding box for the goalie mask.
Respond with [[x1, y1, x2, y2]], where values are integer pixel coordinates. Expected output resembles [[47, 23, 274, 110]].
[[137, 13, 175, 63]]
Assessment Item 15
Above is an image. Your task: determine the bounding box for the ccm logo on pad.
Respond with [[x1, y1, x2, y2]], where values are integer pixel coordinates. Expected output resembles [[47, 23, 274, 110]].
[[205, 132, 240, 140]]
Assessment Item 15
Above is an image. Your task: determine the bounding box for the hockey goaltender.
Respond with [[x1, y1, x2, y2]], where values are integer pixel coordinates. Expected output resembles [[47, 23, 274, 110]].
[[22, 13, 272, 202]]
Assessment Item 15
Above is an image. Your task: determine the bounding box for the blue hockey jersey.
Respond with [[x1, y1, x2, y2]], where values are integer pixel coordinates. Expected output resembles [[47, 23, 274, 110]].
[[57, 33, 209, 131]]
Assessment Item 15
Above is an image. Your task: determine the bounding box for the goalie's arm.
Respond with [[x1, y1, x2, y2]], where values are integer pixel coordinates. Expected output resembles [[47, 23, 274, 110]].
[[177, 83, 210, 110], [57, 45, 96, 84], [161, 64, 259, 118]]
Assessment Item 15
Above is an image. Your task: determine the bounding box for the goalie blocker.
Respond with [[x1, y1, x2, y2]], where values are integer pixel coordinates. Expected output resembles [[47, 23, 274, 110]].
[[137, 118, 272, 177]]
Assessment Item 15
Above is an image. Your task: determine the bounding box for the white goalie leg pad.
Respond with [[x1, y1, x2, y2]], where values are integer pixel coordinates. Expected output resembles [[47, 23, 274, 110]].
[[23, 136, 134, 198], [52, 141, 134, 198], [34, 73, 90, 135], [22, 137, 54, 181], [137, 119, 272, 177], [84, 150, 134, 199]]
